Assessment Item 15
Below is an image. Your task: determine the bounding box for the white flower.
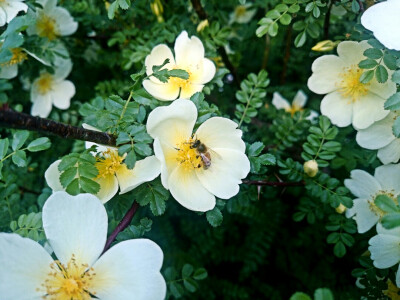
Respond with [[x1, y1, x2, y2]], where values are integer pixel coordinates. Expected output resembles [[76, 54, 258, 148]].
[[0, 191, 166, 299], [30, 56, 75, 118], [0, 48, 28, 79], [143, 31, 216, 101], [0, 0, 28, 26], [272, 90, 318, 120], [146, 99, 250, 212], [229, 4, 257, 24], [307, 41, 396, 129], [356, 112, 400, 164], [45, 124, 161, 203], [27, 0, 78, 40], [344, 164, 400, 233], [361, 0, 400, 51], [369, 223, 400, 287]]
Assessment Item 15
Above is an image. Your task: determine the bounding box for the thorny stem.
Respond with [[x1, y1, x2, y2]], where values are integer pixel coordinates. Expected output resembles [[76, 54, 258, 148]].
[[323, 0, 335, 39], [0, 107, 117, 146], [243, 179, 305, 187], [280, 25, 293, 85], [102, 201, 139, 253], [116, 91, 134, 127]]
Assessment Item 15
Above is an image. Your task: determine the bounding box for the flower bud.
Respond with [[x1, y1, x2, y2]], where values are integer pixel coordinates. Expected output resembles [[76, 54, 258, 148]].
[[197, 19, 209, 32], [335, 203, 347, 214], [150, 0, 164, 23], [311, 40, 339, 52], [303, 160, 318, 177]]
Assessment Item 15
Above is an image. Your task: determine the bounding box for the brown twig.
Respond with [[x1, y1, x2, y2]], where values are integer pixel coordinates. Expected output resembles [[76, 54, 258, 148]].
[[102, 201, 139, 253], [323, 0, 335, 39], [0, 108, 117, 146], [191, 0, 208, 20], [358, 0, 365, 12], [242, 179, 305, 187], [280, 25, 293, 85]]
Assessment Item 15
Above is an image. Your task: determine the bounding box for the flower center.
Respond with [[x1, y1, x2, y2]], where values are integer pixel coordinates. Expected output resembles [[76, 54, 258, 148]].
[[176, 138, 203, 171], [95, 149, 124, 178], [36, 14, 59, 40], [40, 255, 96, 299], [37, 73, 54, 94], [338, 65, 370, 102], [0, 48, 27, 67], [168, 69, 192, 90], [286, 104, 303, 116], [369, 191, 398, 218], [235, 5, 247, 17]]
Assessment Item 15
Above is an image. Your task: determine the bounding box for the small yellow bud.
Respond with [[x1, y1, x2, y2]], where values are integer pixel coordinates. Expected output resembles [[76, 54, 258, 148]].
[[335, 203, 347, 214], [303, 160, 318, 177], [197, 19, 209, 32], [311, 40, 340, 52], [105, 1, 110, 10], [150, 0, 164, 23]]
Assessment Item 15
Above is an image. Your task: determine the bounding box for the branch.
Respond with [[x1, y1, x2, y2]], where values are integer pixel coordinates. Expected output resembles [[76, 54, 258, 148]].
[[242, 179, 305, 187], [0, 108, 117, 146], [323, 0, 335, 39], [102, 201, 139, 253], [191, 0, 208, 20]]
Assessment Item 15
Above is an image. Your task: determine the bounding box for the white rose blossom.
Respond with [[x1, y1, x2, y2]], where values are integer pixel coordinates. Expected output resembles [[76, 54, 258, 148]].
[[344, 164, 400, 233], [30, 56, 75, 118], [146, 99, 250, 212], [143, 31, 216, 101], [0, 0, 27, 27], [369, 224, 400, 287], [45, 124, 161, 203], [307, 41, 396, 130], [0, 191, 166, 299], [361, 0, 400, 51], [272, 90, 318, 120], [0, 47, 28, 79], [27, 0, 78, 40], [356, 112, 400, 164], [229, 3, 257, 24]]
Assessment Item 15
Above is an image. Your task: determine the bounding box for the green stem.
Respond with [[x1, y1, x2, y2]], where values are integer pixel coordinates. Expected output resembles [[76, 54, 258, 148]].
[[116, 91, 134, 126]]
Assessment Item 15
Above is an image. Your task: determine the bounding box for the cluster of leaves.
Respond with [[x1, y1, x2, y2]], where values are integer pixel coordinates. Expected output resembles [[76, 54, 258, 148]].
[[10, 212, 45, 242], [246, 141, 276, 174]]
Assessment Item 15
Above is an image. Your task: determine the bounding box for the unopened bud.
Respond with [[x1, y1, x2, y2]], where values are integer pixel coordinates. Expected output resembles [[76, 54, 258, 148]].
[[304, 160, 318, 177], [150, 0, 164, 23], [335, 203, 347, 214], [197, 19, 209, 32], [311, 40, 339, 52]]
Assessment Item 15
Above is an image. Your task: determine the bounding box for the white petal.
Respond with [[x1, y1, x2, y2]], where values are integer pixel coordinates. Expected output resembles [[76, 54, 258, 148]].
[[374, 164, 400, 193], [196, 148, 250, 199], [272, 92, 290, 110], [94, 174, 119, 204], [53, 56, 72, 80], [320, 92, 353, 127], [142, 79, 180, 101], [180, 83, 204, 99], [0, 64, 18, 79], [361, 0, 400, 51], [195, 117, 246, 152], [193, 58, 216, 84], [351, 198, 380, 233], [168, 165, 215, 212], [369, 75, 397, 99], [378, 139, 400, 164], [376, 222, 400, 236], [43, 191, 107, 266], [146, 99, 197, 146], [50, 80, 75, 110], [44, 159, 64, 191], [0, 233, 53, 299], [4, 1, 28, 23], [396, 264, 400, 287], [352, 93, 389, 130], [0, 7, 7, 26], [52, 7, 78, 36], [153, 138, 177, 190], [82, 123, 112, 154], [292, 90, 308, 108], [116, 156, 161, 194], [145, 44, 175, 77], [30, 91, 52, 118], [307, 55, 345, 94], [336, 41, 369, 65], [174, 31, 205, 68], [344, 169, 381, 199], [356, 113, 395, 150], [369, 233, 400, 268], [91, 239, 166, 300]]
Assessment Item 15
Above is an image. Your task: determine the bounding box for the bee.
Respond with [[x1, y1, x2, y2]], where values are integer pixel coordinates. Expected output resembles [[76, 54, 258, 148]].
[[190, 139, 213, 170]]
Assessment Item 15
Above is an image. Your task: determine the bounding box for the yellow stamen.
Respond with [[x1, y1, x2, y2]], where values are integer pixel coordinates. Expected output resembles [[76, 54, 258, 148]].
[[36, 13, 59, 40], [176, 138, 203, 171], [285, 104, 303, 116], [384, 279, 400, 300], [369, 191, 398, 218], [95, 149, 124, 178], [39, 255, 96, 300], [235, 5, 247, 17], [168, 69, 192, 90], [36, 73, 54, 95], [338, 65, 370, 102], [0, 48, 27, 67]]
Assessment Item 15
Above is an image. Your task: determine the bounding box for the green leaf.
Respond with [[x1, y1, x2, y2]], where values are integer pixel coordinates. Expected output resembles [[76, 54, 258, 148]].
[[247, 141, 264, 156], [193, 268, 208, 280], [314, 288, 334, 300], [289, 292, 312, 300], [393, 117, 400, 138], [66, 178, 80, 195], [381, 212, 400, 229], [60, 167, 77, 188], [294, 31, 306, 48], [118, 0, 130, 9], [12, 131, 29, 150], [206, 207, 223, 227], [268, 22, 279, 37], [385, 93, 400, 110], [375, 65, 388, 83], [80, 177, 100, 194], [182, 264, 194, 278], [124, 150, 136, 169], [359, 70, 374, 84], [107, 1, 118, 19], [280, 14, 292, 25], [27, 137, 51, 152], [168, 69, 189, 80], [392, 70, 400, 84], [375, 194, 399, 213], [12, 150, 26, 167], [259, 153, 276, 165], [183, 278, 198, 293], [78, 162, 98, 179], [134, 143, 152, 156], [358, 59, 378, 69], [333, 241, 346, 257], [116, 132, 131, 145], [363, 48, 382, 59], [0, 138, 9, 159], [383, 54, 397, 70]]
